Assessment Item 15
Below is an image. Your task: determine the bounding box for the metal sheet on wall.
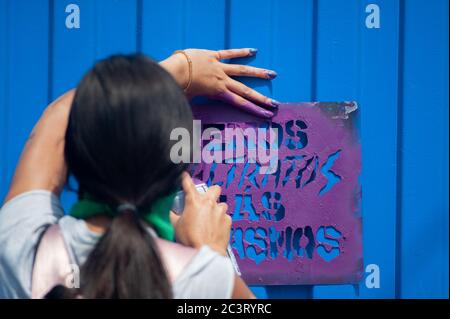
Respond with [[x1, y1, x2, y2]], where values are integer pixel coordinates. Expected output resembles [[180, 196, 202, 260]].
[[191, 102, 363, 285]]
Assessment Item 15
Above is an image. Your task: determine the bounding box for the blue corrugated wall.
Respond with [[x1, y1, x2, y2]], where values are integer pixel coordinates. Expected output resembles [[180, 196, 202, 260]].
[[0, 0, 448, 299]]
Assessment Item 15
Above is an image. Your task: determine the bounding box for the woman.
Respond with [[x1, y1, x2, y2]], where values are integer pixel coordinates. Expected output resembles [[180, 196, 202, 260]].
[[0, 48, 278, 298]]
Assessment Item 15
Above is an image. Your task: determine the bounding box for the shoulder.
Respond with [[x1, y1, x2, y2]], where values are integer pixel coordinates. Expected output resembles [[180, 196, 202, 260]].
[[0, 190, 64, 254], [0, 189, 64, 251], [0, 190, 64, 298], [171, 245, 235, 299], [0, 189, 64, 220]]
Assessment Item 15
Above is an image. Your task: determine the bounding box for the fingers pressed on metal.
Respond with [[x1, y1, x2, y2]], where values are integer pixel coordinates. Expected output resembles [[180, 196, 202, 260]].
[[218, 90, 274, 119], [223, 63, 277, 80], [216, 48, 258, 60], [227, 79, 279, 109]]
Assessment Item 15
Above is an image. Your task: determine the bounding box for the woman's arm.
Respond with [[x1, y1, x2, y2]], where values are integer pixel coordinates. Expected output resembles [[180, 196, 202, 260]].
[[232, 276, 256, 298], [4, 48, 278, 204]]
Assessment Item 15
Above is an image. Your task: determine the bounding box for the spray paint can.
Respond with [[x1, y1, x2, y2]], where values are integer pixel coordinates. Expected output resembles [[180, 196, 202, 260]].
[[171, 183, 242, 276]]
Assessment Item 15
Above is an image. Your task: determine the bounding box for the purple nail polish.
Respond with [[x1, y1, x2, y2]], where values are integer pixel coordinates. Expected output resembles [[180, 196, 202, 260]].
[[266, 71, 278, 79], [242, 100, 273, 118], [262, 110, 274, 118], [271, 99, 280, 107], [249, 48, 258, 56]]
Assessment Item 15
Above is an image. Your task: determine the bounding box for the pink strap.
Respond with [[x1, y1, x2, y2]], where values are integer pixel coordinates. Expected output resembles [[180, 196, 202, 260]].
[[154, 238, 197, 283], [31, 224, 197, 299], [31, 224, 73, 299]]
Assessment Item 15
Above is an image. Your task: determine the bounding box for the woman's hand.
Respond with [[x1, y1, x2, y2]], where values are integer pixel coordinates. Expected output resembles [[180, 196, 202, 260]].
[[170, 173, 256, 299], [160, 48, 279, 118], [171, 173, 231, 256]]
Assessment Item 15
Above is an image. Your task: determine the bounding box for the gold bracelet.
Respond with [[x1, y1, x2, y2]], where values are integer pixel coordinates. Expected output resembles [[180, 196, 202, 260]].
[[172, 50, 192, 93]]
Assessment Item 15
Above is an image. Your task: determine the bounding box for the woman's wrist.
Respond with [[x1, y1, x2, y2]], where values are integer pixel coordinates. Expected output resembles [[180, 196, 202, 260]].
[[188, 240, 227, 257], [160, 54, 189, 90]]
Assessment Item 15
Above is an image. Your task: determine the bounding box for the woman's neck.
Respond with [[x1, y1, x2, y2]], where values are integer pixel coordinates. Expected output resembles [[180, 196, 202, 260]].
[[85, 215, 155, 234], [85, 216, 111, 234]]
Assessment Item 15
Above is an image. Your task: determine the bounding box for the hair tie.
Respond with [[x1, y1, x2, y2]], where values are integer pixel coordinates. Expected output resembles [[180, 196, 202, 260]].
[[117, 203, 137, 213]]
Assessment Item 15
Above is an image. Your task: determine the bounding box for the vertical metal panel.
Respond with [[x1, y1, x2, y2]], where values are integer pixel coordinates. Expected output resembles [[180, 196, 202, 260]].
[[52, 0, 96, 99], [52, 0, 138, 100], [3, 0, 49, 203], [357, 0, 401, 299], [0, 0, 9, 200], [228, 0, 314, 299], [271, 0, 315, 102], [52, 0, 139, 211], [52, 0, 97, 210], [141, 0, 185, 60], [96, 0, 138, 58], [227, 0, 277, 298], [400, 0, 449, 298], [314, 0, 402, 299], [311, 0, 361, 298], [314, 0, 360, 100], [142, 0, 225, 62], [184, 0, 226, 50], [264, 0, 316, 299], [228, 0, 273, 100]]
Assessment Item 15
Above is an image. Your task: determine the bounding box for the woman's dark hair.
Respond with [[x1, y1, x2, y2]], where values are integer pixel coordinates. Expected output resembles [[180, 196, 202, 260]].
[[48, 54, 192, 298]]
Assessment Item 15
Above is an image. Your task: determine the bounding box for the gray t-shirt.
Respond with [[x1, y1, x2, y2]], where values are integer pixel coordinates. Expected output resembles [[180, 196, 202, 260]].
[[0, 190, 234, 299]]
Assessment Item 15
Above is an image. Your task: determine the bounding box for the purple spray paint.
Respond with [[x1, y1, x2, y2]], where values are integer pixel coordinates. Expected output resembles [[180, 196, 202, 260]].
[[191, 102, 362, 285]]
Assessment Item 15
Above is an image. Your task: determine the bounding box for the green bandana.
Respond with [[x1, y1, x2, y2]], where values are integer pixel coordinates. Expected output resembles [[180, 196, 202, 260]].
[[70, 192, 177, 241]]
